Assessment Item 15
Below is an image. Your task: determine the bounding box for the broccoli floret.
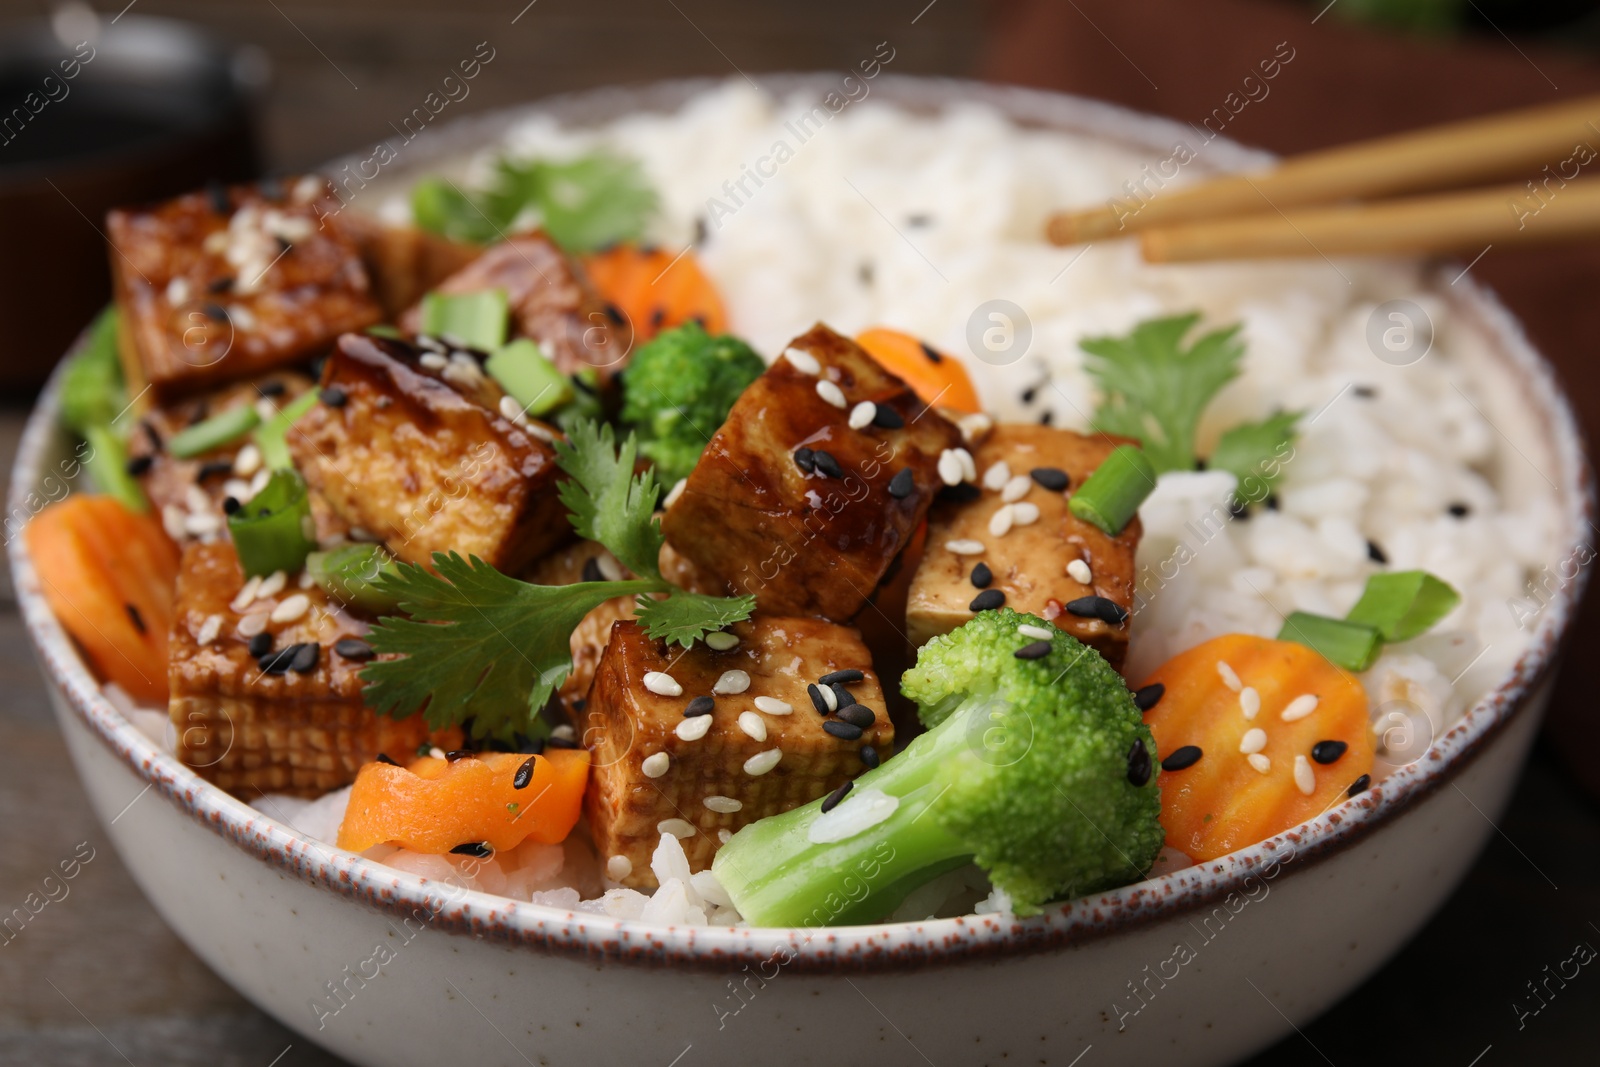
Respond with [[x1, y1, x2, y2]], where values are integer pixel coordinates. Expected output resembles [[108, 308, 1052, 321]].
[[712, 608, 1163, 926], [618, 322, 764, 483]]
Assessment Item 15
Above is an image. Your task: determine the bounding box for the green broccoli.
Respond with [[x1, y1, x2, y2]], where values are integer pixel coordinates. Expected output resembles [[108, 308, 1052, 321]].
[[60, 307, 146, 513], [618, 322, 764, 483], [712, 608, 1163, 926]]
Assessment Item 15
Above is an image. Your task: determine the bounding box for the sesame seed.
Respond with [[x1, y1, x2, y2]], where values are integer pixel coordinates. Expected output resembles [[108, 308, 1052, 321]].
[[956, 412, 993, 444], [1280, 694, 1320, 722], [236, 611, 269, 639], [954, 448, 976, 481], [230, 575, 263, 613], [829, 682, 855, 708], [450, 842, 492, 858], [982, 461, 1012, 491], [642, 752, 670, 778], [1010, 501, 1041, 525], [970, 562, 993, 588], [1134, 683, 1165, 711], [420, 352, 448, 371], [606, 855, 632, 881], [808, 683, 837, 714], [319, 386, 347, 407], [859, 745, 880, 768], [1447, 501, 1470, 518], [270, 593, 310, 623], [1347, 774, 1372, 797], [1162, 745, 1202, 771], [819, 670, 864, 685], [184, 512, 223, 537], [1127, 739, 1152, 786], [1247, 753, 1272, 774], [595, 554, 624, 582], [513, 756, 538, 789], [1001, 475, 1032, 503], [657, 819, 696, 838], [1240, 686, 1261, 720], [704, 630, 739, 651], [812, 450, 844, 479], [718, 829, 733, 844], [664, 478, 688, 509], [820, 781, 852, 813], [1030, 467, 1070, 491], [288, 642, 319, 673], [1065, 596, 1128, 625], [550, 724, 575, 742], [738, 711, 767, 741], [704, 795, 743, 813], [684, 695, 715, 717], [498, 395, 527, 423], [871, 405, 904, 429], [1311, 740, 1348, 764], [887, 468, 915, 498], [1017, 623, 1054, 641], [945, 539, 985, 556], [233, 443, 262, 477], [430, 747, 446, 760], [744, 749, 783, 775], [837, 704, 876, 728], [754, 696, 792, 715], [256, 570, 287, 600], [793, 447, 816, 474], [375, 753, 399, 766], [988, 504, 1015, 537], [675, 715, 712, 742], [1239, 728, 1267, 754], [970, 589, 1006, 612], [784, 347, 821, 375], [816, 380, 848, 409], [643, 671, 683, 697], [937, 450, 965, 486], [1066, 559, 1093, 585], [1216, 661, 1243, 692], [1014, 640, 1051, 660], [938, 482, 981, 503], [822, 720, 863, 741], [247, 632, 273, 658], [194, 613, 222, 646], [1293, 755, 1316, 796], [714, 669, 751, 695], [125, 454, 153, 477], [1366, 540, 1387, 564], [849, 401, 877, 429]]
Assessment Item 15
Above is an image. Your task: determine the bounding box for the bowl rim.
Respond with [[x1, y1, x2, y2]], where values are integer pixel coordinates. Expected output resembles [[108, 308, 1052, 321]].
[[10, 73, 1594, 974]]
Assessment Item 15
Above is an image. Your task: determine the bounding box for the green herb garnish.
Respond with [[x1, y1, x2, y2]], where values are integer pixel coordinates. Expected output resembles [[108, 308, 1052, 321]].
[[419, 289, 509, 352], [486, 338, 572, 416], [166, 403, 261, 459], [1279, 569, 1461, 671], [227, 469, 316, 578], [59, 308, 146, 513], [1277, 612, 1384, 673], [1068, 444, 1155, 536], [253, 391, 318, 471]]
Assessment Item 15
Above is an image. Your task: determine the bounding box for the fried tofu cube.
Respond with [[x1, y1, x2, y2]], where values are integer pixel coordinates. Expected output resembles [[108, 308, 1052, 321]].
[[660, 323, 962, 621], [169, 542, 446, 797], [287, 332, 569, 571], [583, 617, 892, 887], [906, 424, 1143, 668], [324, 211, 482, 317], [397, 231, 630, 378], [519, 541, 637, 717], [107, 177, 382, 399]]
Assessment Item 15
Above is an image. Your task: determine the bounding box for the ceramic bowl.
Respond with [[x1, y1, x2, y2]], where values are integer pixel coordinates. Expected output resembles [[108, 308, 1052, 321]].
[[9, 76, 1593, 1067]]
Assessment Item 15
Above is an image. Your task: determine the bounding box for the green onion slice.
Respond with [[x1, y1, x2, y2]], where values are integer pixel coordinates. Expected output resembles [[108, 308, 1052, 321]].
[[306, 543, 402, 615], [485, 338, 573, 416], [253, 391, 318, 471], [228, 469, 317, 578], [1068, 444, 1156, 536], [419, 289, 510, 352], [365, 324, 404, 340], [166, 404, 262, 459], [1345, 570, 1461, 643], [1278, 612, 1383, 673]]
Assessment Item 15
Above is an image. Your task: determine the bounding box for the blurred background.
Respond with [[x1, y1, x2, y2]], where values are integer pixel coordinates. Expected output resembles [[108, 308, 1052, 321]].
[[1, 0, 1596, 1063]]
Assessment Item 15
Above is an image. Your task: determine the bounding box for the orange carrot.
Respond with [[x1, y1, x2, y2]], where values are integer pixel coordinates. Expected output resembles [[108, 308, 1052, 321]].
[[1140, 633, 1374, 862], [337, 748, 590, 854], [854, 328, 982, 414], [581, 244, 727, 344], [26, 495, 180, 704]]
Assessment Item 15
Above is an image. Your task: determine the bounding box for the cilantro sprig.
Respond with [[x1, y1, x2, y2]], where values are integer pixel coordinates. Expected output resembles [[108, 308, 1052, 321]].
[[358, 420, 753, 740]]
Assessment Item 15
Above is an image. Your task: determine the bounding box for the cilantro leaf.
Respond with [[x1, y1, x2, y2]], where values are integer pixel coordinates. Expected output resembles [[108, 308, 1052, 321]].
[[1208, 411, 1301, 501], [360, 552, 656, 741], [485, 154, 657, 253], [410, 178, 505, 244], [553, 420, 664, 581], [1081, 313, 1245, 473], [634, 589, 757, 649]]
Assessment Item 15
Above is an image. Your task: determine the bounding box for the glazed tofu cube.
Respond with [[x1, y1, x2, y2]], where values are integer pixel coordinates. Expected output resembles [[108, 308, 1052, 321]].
[[324, 211, 481, 317], [906, 425, 1143, 668], [660, 323, 962, 621], [397, 232, 631, 378], [519, 541, 637, 717], [287, 332, 569, 572], [107, 176, 382, 399], [169, 542, 444, 797], [583, 617, 892, 887]]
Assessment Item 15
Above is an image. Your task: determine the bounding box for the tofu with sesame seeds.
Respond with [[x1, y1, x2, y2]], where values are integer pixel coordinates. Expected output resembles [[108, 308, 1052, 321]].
[[906, 424, 1143, 669], [287, 332, 570, 572], [107, 177, 383, 400], [323, 210, 481, 317], [169, 541, 449, 797], [582, 616, 892, 887], [660, 323, 962, 621]]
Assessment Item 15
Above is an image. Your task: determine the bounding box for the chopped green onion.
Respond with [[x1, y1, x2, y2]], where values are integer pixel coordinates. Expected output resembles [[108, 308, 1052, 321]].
[[59, 308, 146, 513], [1278, 612, 1383, 673], [366, 324, 404, 339], [1346, 570, 1461, 643], [166, 404, 261, 459], [253, 391, 318, 471], [419, 289, 509, 351], [81, 425, 147, 515], [486, 338, 572, 416], [1068, 444, 1156, 536], [307, 543, 402, 615], [228, 470, 317, 578]]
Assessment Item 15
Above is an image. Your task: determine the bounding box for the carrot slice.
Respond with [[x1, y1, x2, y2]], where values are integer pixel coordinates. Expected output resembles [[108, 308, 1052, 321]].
[[26, 495, 179, 703], [336, 748, 590, 854], [854, 328, 982, 414], [581, 244, 727, 344], [1140, 633, 1374, 862]]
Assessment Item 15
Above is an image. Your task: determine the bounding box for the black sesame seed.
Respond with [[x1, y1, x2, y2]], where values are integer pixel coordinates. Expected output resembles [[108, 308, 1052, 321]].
[[546, 736, 580, 749], [1161, 745, 1202, 772], [886, 467, 915, 499], [836, 704, 876, 729], [222, 496, 241, 515], [1347, 774, 1372, 797], [319, 386, 348, 408], [125, 454, 153, 476], [684, 695, 715, 717], [1312, 740, 1348, 765], [375, 752, 400, 766], [571, 697, 587, 712], [208, 275, 235, 294], [1133, 683, 1165, 711], [820, 780, 853, 813], [1066, 595, 1129, 625], [142, 421, 163, 452], [445, 749, 473, 762], [872, 405, 905, 430], [819, 669, 864, 686], [248, 632, 273, 658], [1448, 502, 1471, 518], [333, 637, 375, 661], [450, 842, 493, 858], [288, 642, 320, 674], [650, 307, 666, 329], [830, 683, 856, 709], [1265, 493, 1280, 512], [970, 562, 993, 589], [1039, 410, 1055, 426], [812, 450, 844, 479], [196, 459, 234, 482], [1014, 640, 1051, 660], [125, 603, 146, 634], [859, 745, 880, 769], [1229, 498, 1252, 521], [1020, 385, 1038, 405], [807, 683, 831, 716], [275, 235, 293, 255], [858, 261, 873, 287], [259, 647, 296, 674], [970, 589, 1006, 612], [1030, 467, 1070, 491], [604, 302, 626, 325], [258, 379, 286, 398], [202, 302, 228, 322], [693, 216, 708, 245], [906, 213, 933, 227], [513, 755, 537, 789], [938, 482, 981, 504], [206, 180, 230, 216], [918, 341, 943, 364], [1194, 458, 1207, 471], [1366, 540, 1387, 564], [581, 557, 604, 583], [822, 719, 863, 741], [1127, 738, 1152, 787], [793, 447, 816, 474], [1353, 385, 1377, 399]]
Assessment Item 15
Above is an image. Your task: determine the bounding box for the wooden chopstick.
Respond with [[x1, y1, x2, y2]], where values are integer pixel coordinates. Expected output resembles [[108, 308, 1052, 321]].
[[1138, 178, 1600, 263], [1048, 93, 1600, 245]]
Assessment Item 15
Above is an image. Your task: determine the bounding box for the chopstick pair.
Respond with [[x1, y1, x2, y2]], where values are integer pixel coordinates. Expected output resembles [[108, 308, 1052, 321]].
[[1046, 94, 1600, 262]]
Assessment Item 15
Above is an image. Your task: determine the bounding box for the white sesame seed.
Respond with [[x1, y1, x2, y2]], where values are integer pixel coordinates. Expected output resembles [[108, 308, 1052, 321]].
[[937, 450, 965, 486], [848, 401, 877, 429], [954, 447, 976, 481], [1066, 559, 1093, 585], [643, 671, 682, 697], [1017, 623, 1054, 641], [185, 484, 212, 514], [704, 795, 743, 813], [248, 468, 271, 497], [222, 478, 251, 502], [416, 335, 446, 353], [717, 829, 733, 844], [550, 723, 576, 742], [161, 505, 187, 541], [255, 397, 279, 422], [166, 277, 191, 305], [596, 554, 624, 582], [816, 683, 838, 712], [713, 669, 750, 695], [641, 752, 670, 778], [1010, 501, 1041, 525], [298, 570, 315, 589], [230, 575, 263, 613], [663, 477, 688, 509], [183, 510, 221, 538], [1247, 753, 1272, 774], [524, 422, 557, 444], [675, 715, 712, 742], [783, 347, 821, 375], [982, 461, 1012, 491], [1281, 694, 1320, 722], [1293, 755, 1316, 796], [429, 746, 447, 761], [1216, 661, 1243, 692], [227, 304, 258, 332], [293, 175, 324, 202], [202, 231, 229, 255], [743, 749, 783, 776], [606, 855, 632, 881], [1239, 728, 1267, 754], [956, 412, 993, 444], [816, 380, 848, 409], [195, 614, 224, 646], [1240, 686, 1261, 720], [704, 630, 739, 651], [738, 711, 767, 742], [657, 818, 696, 839], [753, 696, 792, 715], [232, 443, 262, 477], [499, 395, 527, 423], [256, 570, 288, 600], [945, 539, 986, 555], [236, 611, 269, 638], [270, 593, 310, 624], [988, 505, 1015, 538], [419, 352, 448, 371], [1001, 474, 1032, 503]]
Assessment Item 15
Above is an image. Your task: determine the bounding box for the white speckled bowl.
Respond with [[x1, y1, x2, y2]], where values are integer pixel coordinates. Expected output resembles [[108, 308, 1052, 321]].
[[10, 77, 1593, 1067]]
